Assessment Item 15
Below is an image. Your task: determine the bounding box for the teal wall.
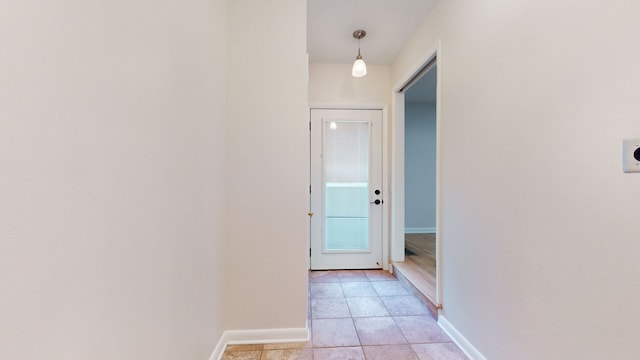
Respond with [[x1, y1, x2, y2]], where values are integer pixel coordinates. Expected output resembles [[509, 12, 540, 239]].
[[405, 103, 436, 231]]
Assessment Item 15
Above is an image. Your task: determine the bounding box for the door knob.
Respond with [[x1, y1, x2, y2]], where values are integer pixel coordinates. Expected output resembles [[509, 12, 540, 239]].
[[370, 199, 381, 205]]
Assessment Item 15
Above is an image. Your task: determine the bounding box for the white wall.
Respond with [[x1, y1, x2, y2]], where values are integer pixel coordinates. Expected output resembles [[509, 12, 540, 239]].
[[225, 0, 309, 331], [309, 63, 391, 105], [0, 1, 227, 359], [393, 1, 640, 359], [405, 103, 437, 231]]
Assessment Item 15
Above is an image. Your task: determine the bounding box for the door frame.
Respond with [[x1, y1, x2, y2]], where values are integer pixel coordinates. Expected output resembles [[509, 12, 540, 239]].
[[391, 39, 443, 307], [308, 104, 390, 270]]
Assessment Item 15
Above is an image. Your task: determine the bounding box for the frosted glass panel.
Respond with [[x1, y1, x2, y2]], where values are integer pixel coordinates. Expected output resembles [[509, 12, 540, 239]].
[[323, 120, 370, 251]]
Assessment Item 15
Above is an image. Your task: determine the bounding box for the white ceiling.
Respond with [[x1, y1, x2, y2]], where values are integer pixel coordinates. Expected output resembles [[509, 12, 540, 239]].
[[307, 0, 438, 65]]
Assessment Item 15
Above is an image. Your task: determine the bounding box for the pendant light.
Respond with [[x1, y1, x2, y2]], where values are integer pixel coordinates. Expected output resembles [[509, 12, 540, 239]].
[[352, 29, 367, 78]]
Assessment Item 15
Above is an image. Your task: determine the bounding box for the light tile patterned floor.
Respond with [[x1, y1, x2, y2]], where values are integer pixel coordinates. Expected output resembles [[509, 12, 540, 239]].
[[221, 270, 468, 360]]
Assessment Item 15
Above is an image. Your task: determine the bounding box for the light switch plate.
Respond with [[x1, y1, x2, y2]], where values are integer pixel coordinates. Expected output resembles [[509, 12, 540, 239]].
[[623, 139, 640, 173]]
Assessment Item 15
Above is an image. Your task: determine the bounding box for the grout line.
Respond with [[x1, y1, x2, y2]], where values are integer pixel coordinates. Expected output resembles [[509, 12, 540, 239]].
[[225, 270, 444, 359], [390, 313, 411, 346]]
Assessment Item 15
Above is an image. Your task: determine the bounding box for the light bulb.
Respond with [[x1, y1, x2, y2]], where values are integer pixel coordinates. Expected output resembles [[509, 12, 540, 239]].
[[352, 58, 367, 77]]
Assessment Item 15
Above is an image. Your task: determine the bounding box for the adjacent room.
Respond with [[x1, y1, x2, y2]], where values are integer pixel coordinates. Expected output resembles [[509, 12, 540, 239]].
[[401, 64, 439, 303]]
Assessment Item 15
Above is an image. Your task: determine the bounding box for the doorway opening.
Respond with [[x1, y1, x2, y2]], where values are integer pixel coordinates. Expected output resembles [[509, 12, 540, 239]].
[[309, 108, 386, 270], [402, 63, 437, 301], [391, 45, 441, 312]]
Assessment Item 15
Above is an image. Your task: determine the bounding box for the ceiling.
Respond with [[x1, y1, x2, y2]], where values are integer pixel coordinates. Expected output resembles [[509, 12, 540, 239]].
[[307, 0, 438, 65]]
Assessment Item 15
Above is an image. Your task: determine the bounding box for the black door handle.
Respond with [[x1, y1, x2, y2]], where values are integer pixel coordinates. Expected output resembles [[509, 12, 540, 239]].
[[369, 199, 381, 205]]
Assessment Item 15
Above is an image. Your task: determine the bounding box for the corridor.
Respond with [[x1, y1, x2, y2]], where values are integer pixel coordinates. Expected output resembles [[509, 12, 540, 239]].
[[221, 270, 467, 359]]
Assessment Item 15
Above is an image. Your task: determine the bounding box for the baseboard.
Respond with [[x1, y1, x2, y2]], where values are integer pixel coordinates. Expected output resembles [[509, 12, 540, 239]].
[[438, 316, 487, 360], [209, 324, 310, 360], [209, 334, 228, 360], [405, 227, 436, 234]]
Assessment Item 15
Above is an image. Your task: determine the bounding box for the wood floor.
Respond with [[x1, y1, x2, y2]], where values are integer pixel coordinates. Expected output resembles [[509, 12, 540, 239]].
[[393, 233, 436, 304]]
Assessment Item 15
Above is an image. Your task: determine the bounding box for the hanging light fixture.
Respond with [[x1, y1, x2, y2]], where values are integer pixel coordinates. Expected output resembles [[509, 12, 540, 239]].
[[351, 29, 367, 78]]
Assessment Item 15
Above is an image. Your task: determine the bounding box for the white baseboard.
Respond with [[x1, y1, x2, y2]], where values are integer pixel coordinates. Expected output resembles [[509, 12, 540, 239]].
[[209, 325, 310, 360], [209, 335, 227, 360], [405, 227, 436, 234], [438, 316, 486, 360]]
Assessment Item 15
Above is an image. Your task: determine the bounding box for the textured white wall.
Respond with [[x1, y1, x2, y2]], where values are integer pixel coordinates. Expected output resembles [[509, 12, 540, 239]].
[[225, 0, 309, 331], [393, 1, 640, 359], [0, 1, 227, 359], [309, 63, 391, 105]]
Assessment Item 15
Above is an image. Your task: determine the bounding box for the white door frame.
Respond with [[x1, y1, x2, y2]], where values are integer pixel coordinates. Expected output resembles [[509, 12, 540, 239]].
[[391, 39, 443, 307], [309, 104, 390, 270]]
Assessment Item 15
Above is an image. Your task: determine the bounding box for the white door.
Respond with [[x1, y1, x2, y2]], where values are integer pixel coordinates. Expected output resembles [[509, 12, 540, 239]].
[[310, 109, 383, 270]]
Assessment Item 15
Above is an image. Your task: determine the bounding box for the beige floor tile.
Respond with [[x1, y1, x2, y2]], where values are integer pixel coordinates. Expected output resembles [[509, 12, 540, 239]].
[[371, 280, 410, 296], [313, 346, 366, 360], [336, 270, 369, 282], [364, 270, 397, 281], [310, 282, 344, 298], [309, 271, 340, 283], [263, 342, 312, 350], [225, 344, 265, 352], [394, 315, 450, 344], [362, 345, 419, 360], [312, 318, 360, 347], [341, 281, 377, 297], [221, 350, 262, 360], [412, 343, 469, 360], [311, 297, 351, 318], [353, 317, 408, 345], [346, 297, 390, 317], [380, 295, 430, 316], [260, 348, 313, 360]]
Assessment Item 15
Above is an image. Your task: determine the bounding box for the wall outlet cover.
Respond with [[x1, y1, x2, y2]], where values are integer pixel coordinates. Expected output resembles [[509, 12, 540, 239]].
[[623, 139, 640, 173]]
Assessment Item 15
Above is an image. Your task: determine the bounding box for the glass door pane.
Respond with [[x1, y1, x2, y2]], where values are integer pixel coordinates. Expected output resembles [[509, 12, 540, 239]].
[[323, 120, 370, 251]]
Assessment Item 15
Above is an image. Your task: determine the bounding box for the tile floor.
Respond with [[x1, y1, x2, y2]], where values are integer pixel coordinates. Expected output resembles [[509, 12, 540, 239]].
[[221, 270, 468, 360]]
